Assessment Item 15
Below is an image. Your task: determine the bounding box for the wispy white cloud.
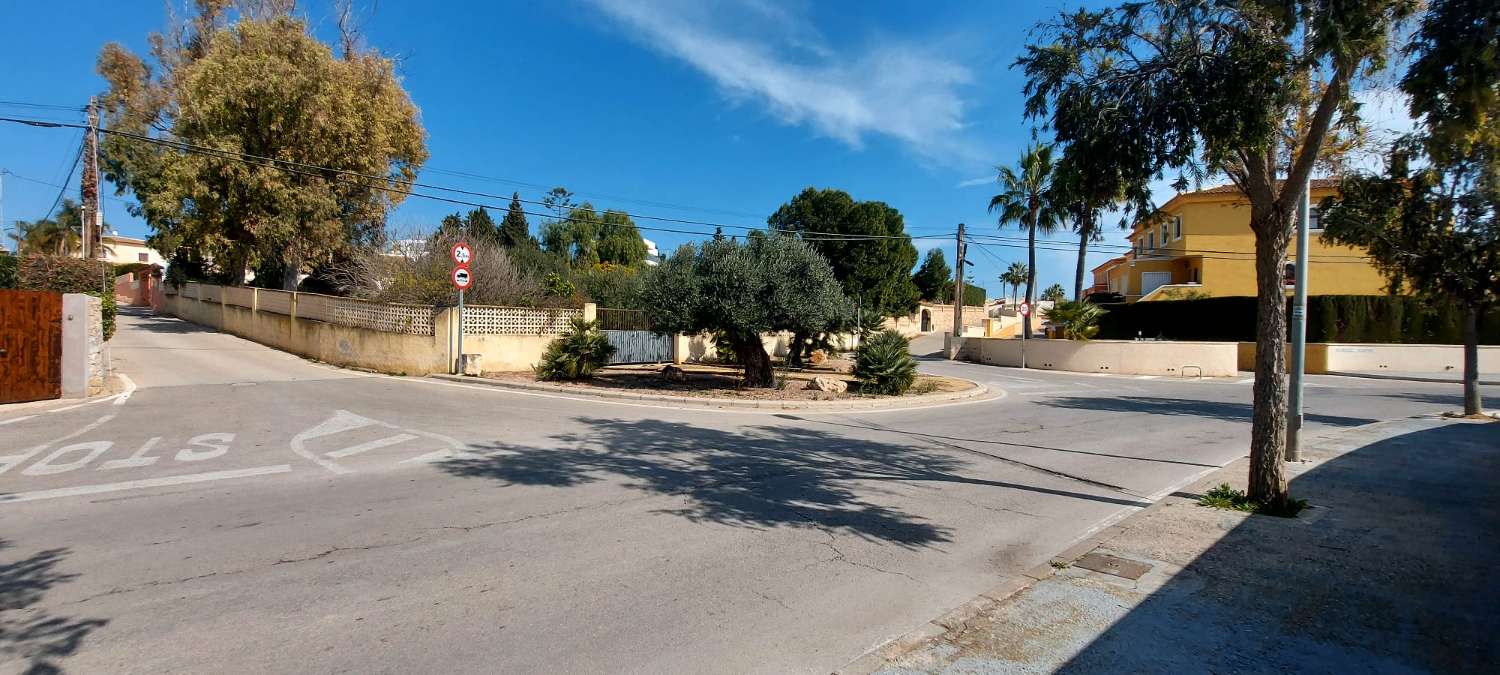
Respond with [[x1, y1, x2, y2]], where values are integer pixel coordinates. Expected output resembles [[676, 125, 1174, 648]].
[[584, 0, 977, 163], [955, 176, 992, 188]]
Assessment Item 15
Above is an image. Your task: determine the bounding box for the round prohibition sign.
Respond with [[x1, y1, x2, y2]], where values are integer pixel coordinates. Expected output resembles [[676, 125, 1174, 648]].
[[451, 241, 473, 266], [1019, 302, 1031, 316], [452, 266, 473, 291]]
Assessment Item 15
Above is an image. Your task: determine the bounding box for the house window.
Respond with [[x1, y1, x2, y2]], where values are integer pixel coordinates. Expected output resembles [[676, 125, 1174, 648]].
[[1173, 216, 1182, 239], [1308, 207, 1321, 231], [137, 252, 149, 262], [1283, 262, 1297, 287], [1148, 232, 1155, 250]]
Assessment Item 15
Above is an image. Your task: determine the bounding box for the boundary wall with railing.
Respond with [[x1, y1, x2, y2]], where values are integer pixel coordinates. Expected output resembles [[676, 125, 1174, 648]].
[[159, 282, 592, 375]]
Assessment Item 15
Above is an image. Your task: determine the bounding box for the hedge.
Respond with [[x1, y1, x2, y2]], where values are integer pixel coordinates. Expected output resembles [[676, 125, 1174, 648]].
[[13, 255, 118, 340], [0, 255, 17, 289], [1095, 295, 1499, 345]]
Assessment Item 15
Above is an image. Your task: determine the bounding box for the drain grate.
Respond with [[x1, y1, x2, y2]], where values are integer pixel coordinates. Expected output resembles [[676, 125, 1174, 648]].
[[1073, 551, 1152, 580]]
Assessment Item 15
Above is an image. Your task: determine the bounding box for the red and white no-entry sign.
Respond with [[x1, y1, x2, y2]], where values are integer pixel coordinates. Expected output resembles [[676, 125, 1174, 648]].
[[452, 266, 473, 291], [451, 242, 473, 266]]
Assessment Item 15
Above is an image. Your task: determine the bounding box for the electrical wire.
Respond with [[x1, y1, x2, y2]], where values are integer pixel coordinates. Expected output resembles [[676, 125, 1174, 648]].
[[0, 114, 1383, 263]]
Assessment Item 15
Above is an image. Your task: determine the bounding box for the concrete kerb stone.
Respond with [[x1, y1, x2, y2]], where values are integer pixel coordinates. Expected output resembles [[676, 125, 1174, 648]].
[[1326, 370, 1500, 386], [427, 374, 993, 411]]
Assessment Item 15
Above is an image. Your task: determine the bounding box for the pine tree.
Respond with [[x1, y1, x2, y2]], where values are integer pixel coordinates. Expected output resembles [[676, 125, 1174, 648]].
[[465, 208, 497, 242], [499, 192, 531, 248]]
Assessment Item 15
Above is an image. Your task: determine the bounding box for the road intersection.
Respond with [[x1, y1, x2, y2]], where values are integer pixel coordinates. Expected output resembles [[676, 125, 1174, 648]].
[[2, 308, 1487, 673]]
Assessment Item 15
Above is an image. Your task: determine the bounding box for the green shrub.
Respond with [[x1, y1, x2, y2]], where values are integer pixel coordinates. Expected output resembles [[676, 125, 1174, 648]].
[[16, 255, 117, 340], [534, 317, 615, 381], [1048, 299, 1106, 340], [853, 329, 917, 395], [1097, 295, 1499, 344], [0, 255, 17, 289]]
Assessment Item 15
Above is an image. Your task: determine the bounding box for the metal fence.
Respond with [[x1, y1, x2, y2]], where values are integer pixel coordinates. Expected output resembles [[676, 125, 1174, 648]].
[[597, 307, 653, 331]]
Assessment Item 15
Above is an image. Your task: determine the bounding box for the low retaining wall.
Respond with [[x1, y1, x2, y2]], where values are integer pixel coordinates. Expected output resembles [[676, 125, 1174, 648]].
[[952, 336, 1239, 377], [160, 289, 585, 376], [1236, 342, 1500, 374]]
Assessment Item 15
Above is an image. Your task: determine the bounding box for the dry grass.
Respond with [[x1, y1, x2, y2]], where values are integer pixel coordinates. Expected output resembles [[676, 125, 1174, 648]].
[[484, 362, 972, 401]]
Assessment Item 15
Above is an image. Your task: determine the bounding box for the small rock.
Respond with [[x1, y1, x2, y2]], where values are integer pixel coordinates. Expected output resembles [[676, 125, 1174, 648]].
[[780, 379, 806, 392], [812, 376, 848, 393], [809, 349, 827, 365], [660, 365, 688, 383]]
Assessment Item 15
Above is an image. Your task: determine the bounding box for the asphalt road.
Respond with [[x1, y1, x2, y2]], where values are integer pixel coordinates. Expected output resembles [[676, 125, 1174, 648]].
[[2, 309, 1489, 674]]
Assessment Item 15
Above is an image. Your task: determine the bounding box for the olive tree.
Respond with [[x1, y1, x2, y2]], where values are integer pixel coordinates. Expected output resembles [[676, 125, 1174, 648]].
[[639, 233, 850, 387], [1018, 0, 1416, 506]]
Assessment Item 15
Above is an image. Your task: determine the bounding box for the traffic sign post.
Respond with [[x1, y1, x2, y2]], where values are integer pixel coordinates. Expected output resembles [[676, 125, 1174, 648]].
[[451, 242, 473, 375], [1018, 302, 1030, 369]]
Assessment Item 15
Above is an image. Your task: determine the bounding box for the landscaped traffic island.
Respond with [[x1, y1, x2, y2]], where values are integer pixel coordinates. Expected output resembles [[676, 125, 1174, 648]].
[[483, 360, 975, 402]]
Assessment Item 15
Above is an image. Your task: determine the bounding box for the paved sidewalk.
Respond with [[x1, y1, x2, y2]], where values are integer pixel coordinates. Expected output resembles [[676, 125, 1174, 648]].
[[857, 417, 1500, 674]]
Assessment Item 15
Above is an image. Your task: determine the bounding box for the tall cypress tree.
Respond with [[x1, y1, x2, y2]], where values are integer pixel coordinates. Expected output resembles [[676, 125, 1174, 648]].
[[499, 192, 531, 248], [465, 207, 497, 242]]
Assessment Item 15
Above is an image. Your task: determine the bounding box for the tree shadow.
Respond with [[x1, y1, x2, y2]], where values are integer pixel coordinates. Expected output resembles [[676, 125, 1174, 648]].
[[116, 308, 215, 335], [1038, 396, 1378, 427], [1374, 391, 1470, 407], [438, 418, 1150, 548], [0, 539, 107, 674], [1053, 422, 1500, 674]]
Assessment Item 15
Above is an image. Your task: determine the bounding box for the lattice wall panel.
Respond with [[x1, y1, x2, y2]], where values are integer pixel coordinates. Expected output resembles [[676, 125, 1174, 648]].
[[330, 298, 435, 336], [463, 306, 581, 335]]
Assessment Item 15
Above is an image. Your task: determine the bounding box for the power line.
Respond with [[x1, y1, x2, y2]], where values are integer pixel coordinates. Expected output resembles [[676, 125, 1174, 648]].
[[41, 142, 83, 223], [0, 100, 86, 112], [1, 170, 130, 204], [0, 114, 1384, 263]]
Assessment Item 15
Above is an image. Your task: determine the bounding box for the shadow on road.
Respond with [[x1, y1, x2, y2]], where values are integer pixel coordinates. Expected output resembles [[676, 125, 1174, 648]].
[[116, 307, 214, 335], [1038, 396, 1378, 427], [0, 540, 107, 674], [1053, 422, 1500, 674], [439, 418, 1149, 548]]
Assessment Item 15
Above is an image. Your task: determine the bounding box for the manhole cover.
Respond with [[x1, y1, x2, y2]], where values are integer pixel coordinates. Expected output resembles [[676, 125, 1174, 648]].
[[1074, 552, 1151, 580]]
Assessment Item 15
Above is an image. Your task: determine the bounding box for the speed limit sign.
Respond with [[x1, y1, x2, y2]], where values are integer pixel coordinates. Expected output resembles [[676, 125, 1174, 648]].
[[452, 266, 473, 291], [451, 242, 473, 266], [1019, 302, 1030, 316]]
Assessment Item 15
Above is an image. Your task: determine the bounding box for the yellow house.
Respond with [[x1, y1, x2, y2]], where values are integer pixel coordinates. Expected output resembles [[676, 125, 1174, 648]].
[[1092, 179, 1392, 302], [101, 233, 167, 267]]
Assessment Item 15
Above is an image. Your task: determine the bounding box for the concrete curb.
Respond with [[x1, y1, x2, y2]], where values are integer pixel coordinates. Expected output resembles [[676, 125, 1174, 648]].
[[833, 416, 1456, 675], [428, 374, 994, 411], [1325, 370, 1499, 386]]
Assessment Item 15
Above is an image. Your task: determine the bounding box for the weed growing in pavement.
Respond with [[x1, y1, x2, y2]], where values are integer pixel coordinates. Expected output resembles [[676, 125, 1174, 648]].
[[1198, 483, 1308, 518], [910, 379, 940, 395]]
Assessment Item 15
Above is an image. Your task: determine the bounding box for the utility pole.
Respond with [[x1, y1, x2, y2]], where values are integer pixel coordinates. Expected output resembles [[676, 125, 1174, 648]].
[[1287, 181, 1311, 462], [0, 169, 7, 254], [948, 223, 966, 359], [80, 96, 102, 259]]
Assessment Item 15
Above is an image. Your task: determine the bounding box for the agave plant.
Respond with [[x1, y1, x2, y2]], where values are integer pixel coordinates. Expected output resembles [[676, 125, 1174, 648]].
[[534, 316, 616, 381], [1047, 299, 1106, 340]]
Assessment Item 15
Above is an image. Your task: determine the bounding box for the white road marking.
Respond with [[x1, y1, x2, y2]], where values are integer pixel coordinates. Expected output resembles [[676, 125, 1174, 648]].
[[99, 437, 163, 470], [1135, 375, 1159, 380], [0, 415, 37, 427], [0, 465, 293, 504], [113, 373, 136, 405], [174, 433, 235, 462], [0, 414, 116, 475], [326, 433, 418, 458], [22, 441, 114, 476]]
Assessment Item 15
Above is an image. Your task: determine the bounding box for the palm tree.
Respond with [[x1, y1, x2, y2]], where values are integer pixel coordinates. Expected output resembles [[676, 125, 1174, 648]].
[[1051, 157, 1125, 301], [10, 199, 84, 255], [990, 144, 1060, 337], [1000, 261, 1028, 304]]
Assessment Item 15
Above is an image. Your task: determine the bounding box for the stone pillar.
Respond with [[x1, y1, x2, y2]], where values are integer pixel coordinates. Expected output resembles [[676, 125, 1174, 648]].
[[582, 303, 597, 322], [61, 294, 106, 399]]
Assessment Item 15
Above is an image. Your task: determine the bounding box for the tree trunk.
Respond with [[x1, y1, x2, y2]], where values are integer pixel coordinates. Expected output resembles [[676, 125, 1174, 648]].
[[1074, 222, 1090, 301], [1462, 305, 1483, 416], [1025, 223, 1036, 339], [737, 337, 774, 388], [1248, 206, 1292, 506], [281, 250, 302, 291], [787, 331, 809, 368]]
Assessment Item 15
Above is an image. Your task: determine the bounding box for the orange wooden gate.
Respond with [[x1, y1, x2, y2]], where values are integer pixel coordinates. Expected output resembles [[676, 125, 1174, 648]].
[[0, 290, 63, 404]]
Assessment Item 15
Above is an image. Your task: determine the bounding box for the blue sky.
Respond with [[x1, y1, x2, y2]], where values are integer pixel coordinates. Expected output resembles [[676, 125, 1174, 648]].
[[0, 0, 1412, 299]]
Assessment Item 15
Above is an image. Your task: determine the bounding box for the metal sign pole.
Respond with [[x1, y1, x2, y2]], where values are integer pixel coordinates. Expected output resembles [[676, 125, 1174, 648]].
[[1020, 305, 1028, 369], [456, 288, 465, 375]]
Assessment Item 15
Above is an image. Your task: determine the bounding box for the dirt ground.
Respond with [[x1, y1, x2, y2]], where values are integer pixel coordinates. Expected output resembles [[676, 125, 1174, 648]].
[[484, 360, 974, 401]]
